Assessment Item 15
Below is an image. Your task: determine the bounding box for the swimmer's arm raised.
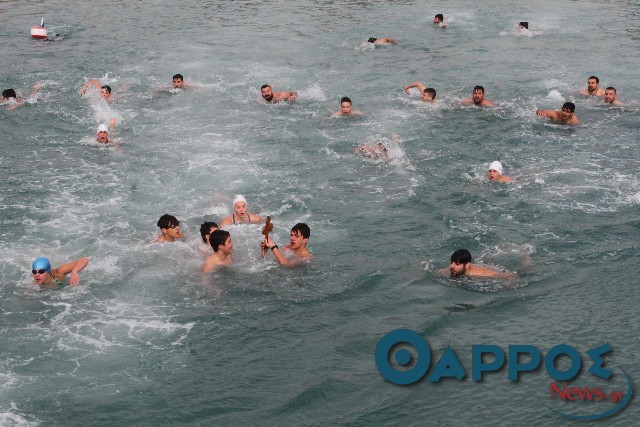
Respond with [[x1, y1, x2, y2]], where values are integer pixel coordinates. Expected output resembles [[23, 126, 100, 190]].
[[53, 257, 89, 286], [80, 79, 102, 96], [404, 82, 427, 94]]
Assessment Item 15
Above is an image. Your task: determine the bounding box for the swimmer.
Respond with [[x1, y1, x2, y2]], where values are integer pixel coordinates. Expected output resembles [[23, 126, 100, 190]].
[[403, 82, 437, 103], [462, 86, 494, 107], [579, 76, 605, 97], [332, 97, 363, 117], [155, 214, 185, 243], [518, 21, 529, 30], [488, 161, 513, 183], [95, 120, 117, 145], [440, 249, 517, 279], [367, 37, 398, 45], [172, 74, 196, 89], [31, 256, 89, 288], [200, 221, 220, 246], [353, 134, 400, 159], [261, 223, 312, 266], [260, 84, 297, 103], [604, 87, 623, 106], [433, 14, 447, 28], [220, 195, 263, 227], [80, 79, 113, 101], [536, 101, 580, 125], [201, 230, 233, 272], [2, 84, 41, 110], [354, 142, 387, 158]]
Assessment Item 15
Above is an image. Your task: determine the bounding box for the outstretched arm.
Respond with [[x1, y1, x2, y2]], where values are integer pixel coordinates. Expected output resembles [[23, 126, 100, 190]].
[[536, 109, 555, 119], [286, 91, 298, 102], [80, 79, 101, 96], [404, 81, 427, 95], [53, 257, 89, 286]]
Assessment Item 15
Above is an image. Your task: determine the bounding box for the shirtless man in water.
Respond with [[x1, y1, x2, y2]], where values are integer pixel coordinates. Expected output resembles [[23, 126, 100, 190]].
[[440, 249, 517, 279], [220, 195, 262, 227], [155, 214, 185, 243], [579, 76, 605, 97], [260, 84, 298, 103], [603, 87, 623, 106], [261, 223, 312, 267], [462, 86, 493, 107], [333, 97, 363, 117], [201, 230, 234, 272], [403, 82, 437, 103], [2, 84, 41, 110], [31, 256, 89, 288], [80, 79, 113, 101], [536, 102, 580, 125]]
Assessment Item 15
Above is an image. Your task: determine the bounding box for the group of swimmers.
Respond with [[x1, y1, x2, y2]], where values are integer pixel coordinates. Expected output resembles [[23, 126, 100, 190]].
[[8, 13, 627, 286]]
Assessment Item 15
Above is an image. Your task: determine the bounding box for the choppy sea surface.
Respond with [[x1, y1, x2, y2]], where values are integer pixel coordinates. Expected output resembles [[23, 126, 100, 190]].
[[1, 0, 639, 425]]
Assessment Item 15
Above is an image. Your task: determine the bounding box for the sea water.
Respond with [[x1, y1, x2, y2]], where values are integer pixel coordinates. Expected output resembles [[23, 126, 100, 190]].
[[1, 0, 639, 425]]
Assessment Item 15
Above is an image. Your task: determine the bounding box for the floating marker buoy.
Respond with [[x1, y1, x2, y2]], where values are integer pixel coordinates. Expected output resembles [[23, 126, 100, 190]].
[[30, 17, 47, 39]]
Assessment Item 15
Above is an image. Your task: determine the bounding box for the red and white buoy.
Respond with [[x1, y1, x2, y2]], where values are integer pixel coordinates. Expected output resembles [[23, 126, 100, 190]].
[[30, 17, 48, 39]]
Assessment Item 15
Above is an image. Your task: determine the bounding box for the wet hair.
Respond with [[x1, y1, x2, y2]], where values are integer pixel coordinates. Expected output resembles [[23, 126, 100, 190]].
[[368, 37, 377, 43], [2, 89, 17, 98], [173, 74, 184, 81], [157, 214, 179, 229], [519, 21, 528, 29], [473, 85, 485, 93], [424, 88, 436, 99], [101, 85, 111, 94], [261, 84, 271, 90], [435, 14, 444, 21], [210, 229, 230, 252], [200, 221, 219, 242], [340, 97, 352, 105], [588, 76, 599, 83], [291, 223, 310, 239], [451, 249, 472, 265], [605, 86, 616, 93], [562, 102, 575, 113]]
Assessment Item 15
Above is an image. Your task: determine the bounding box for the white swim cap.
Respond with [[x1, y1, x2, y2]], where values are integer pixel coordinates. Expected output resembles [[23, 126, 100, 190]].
[[489, 161, 503, 175], [233, 194, 247, 206], [97, 124, 108, 133]]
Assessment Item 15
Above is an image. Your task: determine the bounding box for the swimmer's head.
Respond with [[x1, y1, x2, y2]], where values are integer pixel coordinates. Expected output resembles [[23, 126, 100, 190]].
[[421, 88, 436, 101], [434, 14, 444, 23], [210, 229, 232, 253], [604, 87, 617, 103], [472, 86, 485, 104], [32, 256, 52, 274], [561, 102, 575, 120], [450, 249, 472, 277], [291, 223, 311, 239], [488, 161, 503, 180], [97, 124, 109, 142], [100, 85, 111, 99], [561, 102, 575, 114], [340, 97, 352, 115], [172, 73, 184, 88], [519, 21, 529, 30], [587, 76, 599, 92], [200, 221, 219, 243], [2, 89, 17, 100], [260, 84, 273, 102], [233, 195, 248, 217], [157, 214, 179, 230], [368, 37, 377, 43]]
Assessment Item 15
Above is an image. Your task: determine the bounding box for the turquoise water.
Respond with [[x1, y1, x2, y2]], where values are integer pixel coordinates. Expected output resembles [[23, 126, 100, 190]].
[[1, 0, 639, 425]]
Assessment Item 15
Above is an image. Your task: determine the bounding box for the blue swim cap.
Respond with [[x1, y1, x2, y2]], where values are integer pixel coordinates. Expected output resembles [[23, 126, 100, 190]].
[[32, 257, 51, 273]]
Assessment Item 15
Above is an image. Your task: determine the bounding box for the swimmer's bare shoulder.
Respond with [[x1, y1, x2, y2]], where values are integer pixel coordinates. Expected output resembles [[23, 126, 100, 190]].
[[468, 264, 517, 279]]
